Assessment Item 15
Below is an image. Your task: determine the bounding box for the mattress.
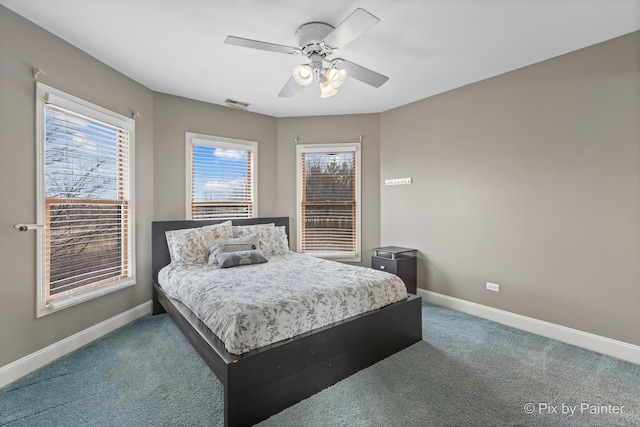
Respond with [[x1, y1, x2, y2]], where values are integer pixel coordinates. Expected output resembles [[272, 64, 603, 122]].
[[158, 251, 408, 354]]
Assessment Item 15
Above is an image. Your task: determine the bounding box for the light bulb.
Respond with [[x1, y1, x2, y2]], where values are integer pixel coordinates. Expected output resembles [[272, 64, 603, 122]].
[[325, 68, 347, 88], [320, 80, 338, 98], [292, 64, 313, 86]]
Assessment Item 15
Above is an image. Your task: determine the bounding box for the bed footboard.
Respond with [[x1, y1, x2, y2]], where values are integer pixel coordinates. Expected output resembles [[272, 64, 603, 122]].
[[224, 294, 422, 426]]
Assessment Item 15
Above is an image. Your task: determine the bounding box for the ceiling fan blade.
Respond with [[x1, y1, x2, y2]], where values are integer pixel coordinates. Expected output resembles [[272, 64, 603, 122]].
[[335, 59, 389, 88], [323, 8, 380, 48], [225, 36, 299, 54], [278, 76, 303, 97]]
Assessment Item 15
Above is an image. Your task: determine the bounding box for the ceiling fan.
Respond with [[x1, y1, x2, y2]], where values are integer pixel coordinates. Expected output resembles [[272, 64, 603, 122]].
[[224, 8, 389, 98]]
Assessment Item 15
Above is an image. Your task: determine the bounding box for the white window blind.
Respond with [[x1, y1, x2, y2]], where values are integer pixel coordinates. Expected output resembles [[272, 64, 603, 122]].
[[297, 143, 361, 261], [36, 83, 135, 315], [187, 134, 257, 220]]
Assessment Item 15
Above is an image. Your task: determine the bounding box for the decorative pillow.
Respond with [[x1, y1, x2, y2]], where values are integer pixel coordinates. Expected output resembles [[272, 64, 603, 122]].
[[206, 234, 260, 266], [232, 223, 275, 238], [200, 220, 233, 243], [256, 226, 289, 257], [216, 250, 268, 268], [166, 221, 233, 266], [165, 228, 208, 265]]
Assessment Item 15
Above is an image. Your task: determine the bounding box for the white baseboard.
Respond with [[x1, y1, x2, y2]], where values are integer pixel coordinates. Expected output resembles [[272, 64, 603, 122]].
[[0, 301, 152, 388], [417, 289, 640, 365]]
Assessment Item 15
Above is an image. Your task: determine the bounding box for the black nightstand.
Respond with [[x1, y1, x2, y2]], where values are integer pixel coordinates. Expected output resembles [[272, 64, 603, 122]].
[[371, 246, 417, 294]]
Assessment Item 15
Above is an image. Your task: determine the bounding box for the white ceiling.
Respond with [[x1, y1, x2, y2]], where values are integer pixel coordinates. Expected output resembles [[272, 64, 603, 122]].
[[2, 0, 639, 118]]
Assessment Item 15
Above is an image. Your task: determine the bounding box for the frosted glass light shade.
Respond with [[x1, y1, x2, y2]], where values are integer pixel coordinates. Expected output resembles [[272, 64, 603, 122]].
[[292, 64, 314, 86], [325, 68, 347, 88], [320, 80, 338, 98]]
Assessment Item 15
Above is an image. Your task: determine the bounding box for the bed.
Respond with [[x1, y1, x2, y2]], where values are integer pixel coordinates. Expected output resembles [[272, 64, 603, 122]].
[[152, 217, 422, 426]]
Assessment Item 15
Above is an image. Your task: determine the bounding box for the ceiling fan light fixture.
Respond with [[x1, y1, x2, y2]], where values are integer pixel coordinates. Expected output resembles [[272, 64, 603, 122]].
[[326, 67, 347, 88], [319, 80, 338, 98], [292, 64, 314, 86]]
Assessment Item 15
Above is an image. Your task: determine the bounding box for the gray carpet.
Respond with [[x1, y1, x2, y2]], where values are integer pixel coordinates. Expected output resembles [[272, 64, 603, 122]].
[[1, 303, 639, 426]]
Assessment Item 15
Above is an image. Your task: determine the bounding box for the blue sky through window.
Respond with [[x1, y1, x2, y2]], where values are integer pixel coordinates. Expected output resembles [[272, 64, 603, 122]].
[[192, 145, 249, 202]]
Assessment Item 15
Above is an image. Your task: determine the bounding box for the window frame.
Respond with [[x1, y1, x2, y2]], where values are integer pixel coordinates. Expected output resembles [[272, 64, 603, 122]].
[[35, 82, 136, 317], [296, 142, 362, 262], [185, 133, 258, 220]]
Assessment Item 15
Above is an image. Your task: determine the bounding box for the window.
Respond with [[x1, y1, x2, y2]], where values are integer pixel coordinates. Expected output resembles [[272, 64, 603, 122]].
[[36, 83, 135, 316], [186, 133, 257, 220], [296, 143, 361, 262]]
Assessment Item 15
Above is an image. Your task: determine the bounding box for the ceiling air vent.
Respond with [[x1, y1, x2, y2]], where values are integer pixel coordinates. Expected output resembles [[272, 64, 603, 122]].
[[224, 99, 250, 110]]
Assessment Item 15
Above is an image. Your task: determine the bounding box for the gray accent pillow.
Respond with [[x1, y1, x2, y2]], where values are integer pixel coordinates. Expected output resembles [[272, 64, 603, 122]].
[[216, 250, 268, 268], [207, 234, 260, 266]]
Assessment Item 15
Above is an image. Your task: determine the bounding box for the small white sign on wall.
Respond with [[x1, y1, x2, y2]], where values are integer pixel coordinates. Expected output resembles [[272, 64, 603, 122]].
[[384, 177, 412, 186]]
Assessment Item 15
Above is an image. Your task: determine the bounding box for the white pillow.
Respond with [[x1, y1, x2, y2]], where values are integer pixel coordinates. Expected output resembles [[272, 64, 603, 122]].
[[166, 220, 233, 266], [165, 228, 207, 265], [200, 220, 233, 242], [233, 223, 275, 238], [256, 226, 289, 257]]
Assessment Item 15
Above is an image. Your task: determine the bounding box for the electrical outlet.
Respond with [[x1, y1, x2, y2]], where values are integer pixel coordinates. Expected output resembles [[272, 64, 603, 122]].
[[486, 282, 500, 292]]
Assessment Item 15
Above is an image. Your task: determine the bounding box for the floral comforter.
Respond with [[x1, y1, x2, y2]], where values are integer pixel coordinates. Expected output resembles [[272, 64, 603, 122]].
[[158, 252, 408, 355]]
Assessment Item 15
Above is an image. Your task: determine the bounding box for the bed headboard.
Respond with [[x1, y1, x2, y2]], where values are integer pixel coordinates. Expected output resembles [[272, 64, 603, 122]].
[[151, 217, 290, 284]]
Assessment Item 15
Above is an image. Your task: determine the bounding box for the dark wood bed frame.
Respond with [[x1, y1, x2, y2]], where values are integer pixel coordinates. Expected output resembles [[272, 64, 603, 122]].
[[152, 217, 422, 427]]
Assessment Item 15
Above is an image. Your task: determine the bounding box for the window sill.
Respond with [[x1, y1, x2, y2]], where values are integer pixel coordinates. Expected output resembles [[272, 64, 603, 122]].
[[300, 252, 361, 263], [37, 278, 136, 318]]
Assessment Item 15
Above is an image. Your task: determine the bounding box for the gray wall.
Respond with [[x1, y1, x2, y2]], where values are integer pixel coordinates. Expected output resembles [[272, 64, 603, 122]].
[[153, 93, 278, 221], [2, 3, 638, 372], [0, 6, 155, 367], [277, 114, 381, 266], [380, 32, 640, 346]]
